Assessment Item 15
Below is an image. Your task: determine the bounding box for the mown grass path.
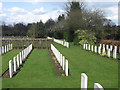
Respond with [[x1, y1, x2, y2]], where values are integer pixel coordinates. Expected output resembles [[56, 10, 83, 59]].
[[2, 44, 118, 88], [2, 49, 22, 74]]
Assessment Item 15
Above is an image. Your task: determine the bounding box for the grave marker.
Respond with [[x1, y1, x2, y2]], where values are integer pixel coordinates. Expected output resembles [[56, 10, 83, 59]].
[[5, 45, 6, 53], [94, 83, 104, 90], [60, 54, 63, 66], [13, 57, 17, 72], [86, 44, 88, 50], [102, 47, 105, 54], [81, 73, 88, 89], [88, 44, 90, 51], [83, 44, 85, 49], [98, 46, 101, 54], [2, 46, 4, 54], [19, 52, 22, 65], [65, 60, 68, 76], [110, 45, 113, 51], [106, 45, 109, 50], [113, 49, 117, 59], [91, 45, 94, 52], [17, 54, 20, 67], [95, 46, 97, 53], [9, 60, 13, 78], [107, 49, 110, 57], [62, 56, 65, 70]]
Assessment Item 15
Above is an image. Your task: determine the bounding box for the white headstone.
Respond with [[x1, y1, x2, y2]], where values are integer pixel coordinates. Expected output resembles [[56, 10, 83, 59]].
[[67, 42, 69, 48], [110, 45, 113, 51], [65, 60, 68, 76], [60, 54, 63, 66], [83, 44, 85, 49], [94, 83, 104, 90], [2, 46, 4, 54], [17, 54, 20, 67], [107, 49, 110, 57], [102, 47, 105, 54], [86, 44, 88, 50], [62, 56, 65, 70], [91, 45, 94, 52], [19, 52, 22, 65], [114, 46, 117, 52], [98, 46, 101, 54], [113, 49, 117, 59], [11, 44, 13, 49], [81, 73, 88, 89], [9, 60, 13, 78], [95, 46, 97, 53], [88, 44, 90, 51], [106, 45, 109, 50], [13, 57, 17, 72], [5, 45, 6, 53]]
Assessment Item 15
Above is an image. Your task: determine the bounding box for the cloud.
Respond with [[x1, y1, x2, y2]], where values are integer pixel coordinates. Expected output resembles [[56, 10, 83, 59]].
[[7, 7, 27, 15], [105, 6, 118, 25], [3, 6, 65, 24], [32, 7, 46, 15], [0, 13, 7, 17], [107, 6, 118, 15], [0, 2, 2, 11], [106, 6, 118, 21], [2, 0, 119, 2]]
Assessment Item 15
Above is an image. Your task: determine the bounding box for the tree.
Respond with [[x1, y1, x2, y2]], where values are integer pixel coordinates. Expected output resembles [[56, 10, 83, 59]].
[[58, 14, 65, 22], [115, 26, 120, 40], [2, 22, 29, 36], [74, 30, 96, 45], [27, 20, 46, 38], [45, 19, 55, 37], [64, 1, 85, 42], [82, 8, 105, 40], [45, 18, 55, 29], [50, 14, 66, 39]]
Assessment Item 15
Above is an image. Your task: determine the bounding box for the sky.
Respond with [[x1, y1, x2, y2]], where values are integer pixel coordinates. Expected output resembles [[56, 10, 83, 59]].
[[0, 0, 119, 25]]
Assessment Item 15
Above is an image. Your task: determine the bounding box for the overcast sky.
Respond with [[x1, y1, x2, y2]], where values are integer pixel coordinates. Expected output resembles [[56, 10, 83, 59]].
[[0, 0, 119, 25]]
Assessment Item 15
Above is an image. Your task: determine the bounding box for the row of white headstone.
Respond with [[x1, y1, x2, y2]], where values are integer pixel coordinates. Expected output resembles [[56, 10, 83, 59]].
[[9, 44, 33, 78], [54, 39, 69, 48], [47, 37, 69, 48], [83, 44, 118, 59], [51, 44, 69, 76], [81, 73, 104, 90], [0, 43, 13, 55]]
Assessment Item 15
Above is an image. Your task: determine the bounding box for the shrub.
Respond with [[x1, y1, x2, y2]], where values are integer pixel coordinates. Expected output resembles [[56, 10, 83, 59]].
[[74, 30, 96, 45]]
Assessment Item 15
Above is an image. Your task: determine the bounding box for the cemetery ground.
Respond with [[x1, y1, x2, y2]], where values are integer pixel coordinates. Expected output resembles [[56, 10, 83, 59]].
[[2, 49, 22, 74], [2, 42, 119, 88]]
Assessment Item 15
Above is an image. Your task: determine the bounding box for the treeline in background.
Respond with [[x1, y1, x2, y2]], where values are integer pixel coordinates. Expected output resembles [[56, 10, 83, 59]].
[[1, 1, 120, 45]]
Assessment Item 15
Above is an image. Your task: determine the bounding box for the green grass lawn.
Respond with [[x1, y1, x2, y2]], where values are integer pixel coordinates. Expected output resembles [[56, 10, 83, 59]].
[[53, 42, 118, 88], [2, 43, 118, 88], [2, 49, 22, 74]]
